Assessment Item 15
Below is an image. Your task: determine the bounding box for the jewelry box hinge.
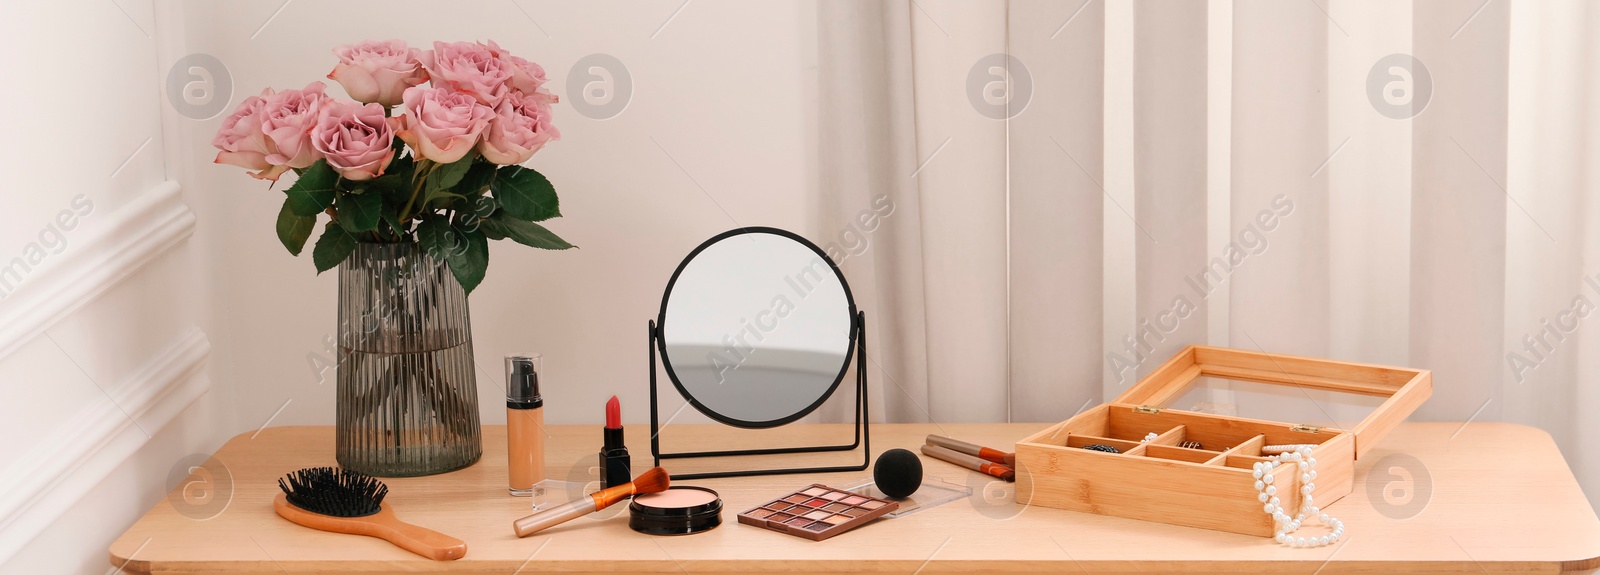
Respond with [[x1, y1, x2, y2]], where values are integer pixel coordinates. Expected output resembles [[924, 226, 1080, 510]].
[[1133, 405, 1161, 415], [1291, 424, 1324, 434]]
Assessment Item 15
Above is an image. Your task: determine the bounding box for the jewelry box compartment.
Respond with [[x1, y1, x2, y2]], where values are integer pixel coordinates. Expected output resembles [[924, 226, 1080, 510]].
[[1015, 346, 1430, 537]]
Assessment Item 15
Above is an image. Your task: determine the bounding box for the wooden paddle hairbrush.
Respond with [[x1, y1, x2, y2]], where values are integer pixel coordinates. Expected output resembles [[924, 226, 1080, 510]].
[[274, 467, 467, 561]]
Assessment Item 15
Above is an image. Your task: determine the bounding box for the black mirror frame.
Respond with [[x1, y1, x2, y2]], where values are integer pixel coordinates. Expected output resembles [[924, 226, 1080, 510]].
[[654, 226, 858, 429], [648, 227, 871, 480]]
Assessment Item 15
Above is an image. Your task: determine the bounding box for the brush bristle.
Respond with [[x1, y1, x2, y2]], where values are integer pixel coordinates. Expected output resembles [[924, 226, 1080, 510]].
[[630, 466, 670, 495], [278, 467, 388, 518]]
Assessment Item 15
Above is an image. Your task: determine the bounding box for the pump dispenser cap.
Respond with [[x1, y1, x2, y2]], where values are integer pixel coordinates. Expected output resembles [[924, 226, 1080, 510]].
[[506, 354, 542, 409]]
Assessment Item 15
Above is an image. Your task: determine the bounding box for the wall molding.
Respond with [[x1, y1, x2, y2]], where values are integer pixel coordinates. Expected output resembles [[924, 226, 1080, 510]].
[[0, 327, 211, 564], [0, 181, 195, 359]]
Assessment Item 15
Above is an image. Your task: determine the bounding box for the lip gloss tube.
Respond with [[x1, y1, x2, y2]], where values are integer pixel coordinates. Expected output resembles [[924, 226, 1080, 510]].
[[507, 354, 544, 496]]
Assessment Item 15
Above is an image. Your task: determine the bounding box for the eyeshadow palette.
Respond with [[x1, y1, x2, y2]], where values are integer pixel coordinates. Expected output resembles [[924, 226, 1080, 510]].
[[737, 484, 899, 541]]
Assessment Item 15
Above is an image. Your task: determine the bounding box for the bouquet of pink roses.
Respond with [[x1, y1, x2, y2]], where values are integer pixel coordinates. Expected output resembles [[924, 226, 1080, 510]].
[[212, 39, 571, 294]]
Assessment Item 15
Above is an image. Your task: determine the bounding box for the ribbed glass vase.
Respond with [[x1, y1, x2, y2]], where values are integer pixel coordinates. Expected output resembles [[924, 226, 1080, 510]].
[[336, 241, 482, 477]]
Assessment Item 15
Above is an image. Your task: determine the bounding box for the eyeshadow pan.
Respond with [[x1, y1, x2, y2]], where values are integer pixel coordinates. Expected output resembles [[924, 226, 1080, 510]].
[[736, 484, 900, 542]]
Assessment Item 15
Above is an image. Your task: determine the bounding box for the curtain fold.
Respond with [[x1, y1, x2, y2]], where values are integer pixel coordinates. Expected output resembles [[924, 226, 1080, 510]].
[[1008, 0, 1106, 422], [817, 0, 1600, 510]]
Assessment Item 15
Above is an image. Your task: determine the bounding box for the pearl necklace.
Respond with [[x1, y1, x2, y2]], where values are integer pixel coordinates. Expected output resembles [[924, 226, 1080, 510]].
[[1253, 445, 1345, 547]]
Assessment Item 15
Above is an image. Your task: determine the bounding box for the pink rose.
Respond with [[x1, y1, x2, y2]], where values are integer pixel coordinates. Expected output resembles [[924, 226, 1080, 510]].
[[484, 40, 555, 101], [328, 39, 429, 107], [478, 91, 560, 165], [396, 86, 493, 163], [419, 41, 510, 106], [212, 89, 283, 180], [260, 82, 328, 172], [311, 100, 395, 181]]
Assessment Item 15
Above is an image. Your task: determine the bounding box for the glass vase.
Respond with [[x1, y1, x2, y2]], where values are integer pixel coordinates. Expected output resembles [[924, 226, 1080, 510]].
[[336, 241, 482, 476]]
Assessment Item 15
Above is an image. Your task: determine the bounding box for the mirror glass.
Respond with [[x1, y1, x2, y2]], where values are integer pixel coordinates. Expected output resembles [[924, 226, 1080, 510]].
[[660, 230, 854, 427]]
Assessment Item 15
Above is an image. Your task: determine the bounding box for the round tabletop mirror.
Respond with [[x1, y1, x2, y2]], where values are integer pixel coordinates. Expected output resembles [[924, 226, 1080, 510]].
[[657, 227, 857, 428]]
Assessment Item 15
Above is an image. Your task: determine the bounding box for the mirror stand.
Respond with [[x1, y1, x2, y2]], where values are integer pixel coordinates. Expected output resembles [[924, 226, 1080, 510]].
[[647, 311, 871, 480]]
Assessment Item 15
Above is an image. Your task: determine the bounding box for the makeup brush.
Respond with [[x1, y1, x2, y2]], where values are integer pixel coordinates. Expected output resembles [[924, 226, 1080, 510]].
[[926, 434, 1015, 466], [513, 466, 670, 537], [274, 467, 467, 561], [921, 445, 1015, 482]]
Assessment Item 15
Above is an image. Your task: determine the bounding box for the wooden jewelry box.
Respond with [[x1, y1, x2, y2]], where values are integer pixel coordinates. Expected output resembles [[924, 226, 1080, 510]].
[[1015, 345, 1431, 537]]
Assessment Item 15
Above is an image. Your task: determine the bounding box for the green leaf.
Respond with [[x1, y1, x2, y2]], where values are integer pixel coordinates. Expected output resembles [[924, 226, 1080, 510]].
[[381, 210, 408, 240], [482, 216, 575, 250], [416, 215, 457, 262], [491, 166, 560, 222], [457, 161, 497, 195], [311, 223, 358, 274], [425, 191, 467, 211], [426, 159, 472, 192], [446, 225, 489, 295], [284, 160, 338, 216], [338, 191, 383, 233], [275, 200, 317, 256]]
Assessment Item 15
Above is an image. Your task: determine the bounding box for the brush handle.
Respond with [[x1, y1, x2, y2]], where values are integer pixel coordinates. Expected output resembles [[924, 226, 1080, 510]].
[[273, 493, 467, 561], [927, 434, 1016, 466], [921, 444, 1016, 482], [512, 497, 600, 537], [361, 514, 469, 561]]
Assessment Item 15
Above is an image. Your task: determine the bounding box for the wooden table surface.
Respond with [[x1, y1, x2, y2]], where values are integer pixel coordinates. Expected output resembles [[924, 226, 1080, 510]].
[[110, 422, 1600, 574]]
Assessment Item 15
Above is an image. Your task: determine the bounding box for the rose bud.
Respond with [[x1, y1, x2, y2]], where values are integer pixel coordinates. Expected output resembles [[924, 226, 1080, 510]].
[[311, 99, 396, 181], [212, 89, 283, 180], [418, 41, 511, 107], [260, 82, 329, 173], [396, 86, 493, 164], [478, 90, 559, 165], [328, 39, 429, 107]]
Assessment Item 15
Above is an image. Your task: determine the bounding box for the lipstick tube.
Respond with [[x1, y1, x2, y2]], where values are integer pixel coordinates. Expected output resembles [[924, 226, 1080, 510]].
[[600, 395, 631, 489], [507, 354, 544, 496]]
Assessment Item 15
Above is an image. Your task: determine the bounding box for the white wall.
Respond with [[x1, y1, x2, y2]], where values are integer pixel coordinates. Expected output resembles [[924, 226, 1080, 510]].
[[3, 0, 821, 571], [0, 0, 227, 572], [172, 0, 823, 432]]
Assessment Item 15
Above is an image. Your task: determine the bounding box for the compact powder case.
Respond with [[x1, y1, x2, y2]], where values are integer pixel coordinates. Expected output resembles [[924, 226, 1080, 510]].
[[737, 484, 899, 541], [628, 486, 723, 535]]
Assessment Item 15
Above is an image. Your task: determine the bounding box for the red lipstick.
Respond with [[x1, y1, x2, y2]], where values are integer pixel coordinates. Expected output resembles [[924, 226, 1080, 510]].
[[600, 395, 631, 488]]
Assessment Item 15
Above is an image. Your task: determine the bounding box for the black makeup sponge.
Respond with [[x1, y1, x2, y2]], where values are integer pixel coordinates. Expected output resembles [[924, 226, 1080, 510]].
[[873, 448, 923, 499]]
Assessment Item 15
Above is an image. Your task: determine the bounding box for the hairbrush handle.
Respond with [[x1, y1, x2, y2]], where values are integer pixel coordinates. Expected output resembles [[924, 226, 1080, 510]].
[[512, 497, 600, 538], [366, 515, 470, 560], [273, 493, 467, 561]]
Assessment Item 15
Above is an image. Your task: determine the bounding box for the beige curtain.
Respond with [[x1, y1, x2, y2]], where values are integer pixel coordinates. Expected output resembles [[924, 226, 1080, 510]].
[[819, 0, 1600, 509], [817, 0, 1106, 425]]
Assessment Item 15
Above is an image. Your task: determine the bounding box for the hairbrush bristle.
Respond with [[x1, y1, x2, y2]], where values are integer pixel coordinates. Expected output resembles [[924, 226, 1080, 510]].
[[630, 467, 670, 495], [277, 467, 388, 518]]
